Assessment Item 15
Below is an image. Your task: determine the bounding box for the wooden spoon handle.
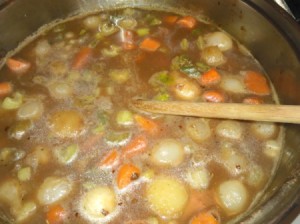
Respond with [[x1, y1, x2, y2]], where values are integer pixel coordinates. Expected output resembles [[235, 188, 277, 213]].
[[131, 100, 300, 124]]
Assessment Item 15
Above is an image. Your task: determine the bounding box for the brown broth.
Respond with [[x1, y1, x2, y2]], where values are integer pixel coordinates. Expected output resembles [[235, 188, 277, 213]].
[[0, 8, 283, 224]]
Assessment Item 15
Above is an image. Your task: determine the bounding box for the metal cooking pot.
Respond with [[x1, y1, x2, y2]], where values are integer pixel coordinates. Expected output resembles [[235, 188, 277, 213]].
[[0, 0, 299, 223]]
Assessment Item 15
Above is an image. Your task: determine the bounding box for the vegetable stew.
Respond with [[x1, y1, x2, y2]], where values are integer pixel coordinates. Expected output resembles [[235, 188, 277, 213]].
[[0, 8, 283, 224]]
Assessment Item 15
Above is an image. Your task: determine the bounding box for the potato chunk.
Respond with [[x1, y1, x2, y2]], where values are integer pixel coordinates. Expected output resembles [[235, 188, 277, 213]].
[[80, 186, 117, 220], [48, 110, 84, 138], [146, 176, 188, 219]]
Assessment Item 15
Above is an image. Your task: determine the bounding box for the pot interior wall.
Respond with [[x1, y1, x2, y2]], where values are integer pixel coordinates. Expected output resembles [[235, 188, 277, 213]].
[[0, 0, 299, 223]]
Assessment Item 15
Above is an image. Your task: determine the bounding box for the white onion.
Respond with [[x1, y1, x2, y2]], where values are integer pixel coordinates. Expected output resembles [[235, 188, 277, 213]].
[[217, 180, 248, 215], [35, 39, 51, 56], [150, 139, 185, 167], [184, 118, 211, 142], [219, 147, 248, 176], [81, 186, 117, 220], [186, 167, 211, 189], [83, 16, 102, 30], [220, 75, 246, 94], [216, 120, 243, 140], [48, 82, 73, 99], [37, 176, 73, 205], [17, 100, 44, 120], [251, 122, 277, 139], [204, 31, 233, 51], [201, 46, 226, 67], [146, 176, 188, 219]]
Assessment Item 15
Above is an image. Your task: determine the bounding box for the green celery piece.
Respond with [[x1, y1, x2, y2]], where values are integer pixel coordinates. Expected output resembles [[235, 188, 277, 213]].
[[56, 144, 79, 164], [137, 28, 150, 37]]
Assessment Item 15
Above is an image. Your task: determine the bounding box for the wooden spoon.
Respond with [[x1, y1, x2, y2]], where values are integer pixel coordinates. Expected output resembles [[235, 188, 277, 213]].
[[131, 100, 300, 124]]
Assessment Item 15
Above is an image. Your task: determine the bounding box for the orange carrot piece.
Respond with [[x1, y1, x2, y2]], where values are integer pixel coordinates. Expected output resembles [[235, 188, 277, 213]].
[[0, 82, 12, 97], [6, 58, 31, 74], [117, 164, 140, 189], [202, 90, 225, 103], [100, 149, 119, 168], [46, 204, 66, 224], [177, 16, 197, 29], [244, 71, 271, 95], [72, 47, 92, 70], [163, 15, 179, 24], [122, 135, 148, 158], [243, 96, 264, 104], [134, 114, 159, 135], [190, 211, 219, 224], [199, 68, 221, 86], [139, 37, 161, 52]]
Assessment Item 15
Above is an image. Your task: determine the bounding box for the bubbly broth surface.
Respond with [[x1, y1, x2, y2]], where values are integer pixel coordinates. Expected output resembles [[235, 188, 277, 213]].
[[0, 8, 283, 224]]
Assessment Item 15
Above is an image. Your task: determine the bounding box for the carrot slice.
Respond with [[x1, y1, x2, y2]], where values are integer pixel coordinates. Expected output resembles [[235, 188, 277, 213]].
[[244, 71, 271, 95], [163, 15, 179, 24], [190, 211, 219, 224], [46, 204, 66, 224], [202, 90, 225, 103], [0, 82, 12, 97], [243, 96, 263, 104], [134, 114, 159, 135], [199, 68, 221, 86], [139, 37, 161, 52], [122, 135, 148, 158], [99, 149, 120, 168], [6, 58, 31, 74], [72, 47, 92, 70], [117, 164, 140, 189], [177, 16, 197, 29]]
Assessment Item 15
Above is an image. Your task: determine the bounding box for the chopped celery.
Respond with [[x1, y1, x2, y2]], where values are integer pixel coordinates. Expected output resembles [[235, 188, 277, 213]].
[[109, 69, 131, 84], [180, 38, 189, 51], [196, 36, 205, 50], [93, 112, 109, 134], [104, 131, 131, 146], [154, 92, 170, 101], [137, 28, 150, 37], [116, 109, 134, 126], [196, 62, 211, 72], [142, 169, 155, 180], [149, 71, 172, 87], [171, 55, 201, 78], [101, 45, 121, 57], [2, 92, 23, 110], [8, 120, 32, 140], [150, 18, 162, 26], [17, 167, 31, 181], [56, 144, 79, 164]]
